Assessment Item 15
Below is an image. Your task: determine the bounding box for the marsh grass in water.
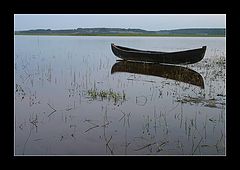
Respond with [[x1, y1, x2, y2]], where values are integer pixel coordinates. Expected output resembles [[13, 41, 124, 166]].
[[214, 57, 226, 66], [87, 88, 126, 104], [176, 96, 225, 109]]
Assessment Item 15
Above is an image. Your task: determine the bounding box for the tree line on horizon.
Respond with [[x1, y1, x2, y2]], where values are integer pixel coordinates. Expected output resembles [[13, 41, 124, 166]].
[[15, 27, 225, 36]]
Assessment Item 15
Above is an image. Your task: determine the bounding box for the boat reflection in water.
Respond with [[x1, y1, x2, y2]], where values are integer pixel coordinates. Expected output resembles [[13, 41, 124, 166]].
[[111, 60, 204, 89]]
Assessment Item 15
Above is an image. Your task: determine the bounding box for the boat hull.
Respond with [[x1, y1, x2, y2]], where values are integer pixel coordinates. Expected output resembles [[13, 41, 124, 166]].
[[111, 44, 206, 64]]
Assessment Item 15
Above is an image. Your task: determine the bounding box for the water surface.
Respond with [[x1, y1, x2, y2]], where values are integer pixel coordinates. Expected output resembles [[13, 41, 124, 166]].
[[15, 36, 226, 155]]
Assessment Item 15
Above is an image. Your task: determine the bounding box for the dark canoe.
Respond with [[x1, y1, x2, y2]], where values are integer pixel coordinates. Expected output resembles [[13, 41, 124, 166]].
[[111, 60, 204, 88], [111, 43, 207, 64]]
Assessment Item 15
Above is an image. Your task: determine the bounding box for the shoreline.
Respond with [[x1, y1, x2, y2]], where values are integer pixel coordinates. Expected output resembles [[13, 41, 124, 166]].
[[14, 33, 225, 37]]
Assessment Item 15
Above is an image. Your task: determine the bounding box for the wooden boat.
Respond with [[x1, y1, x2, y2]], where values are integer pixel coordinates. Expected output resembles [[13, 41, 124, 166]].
[[111, 43, 206, 64], [111, 60, 204, 88]]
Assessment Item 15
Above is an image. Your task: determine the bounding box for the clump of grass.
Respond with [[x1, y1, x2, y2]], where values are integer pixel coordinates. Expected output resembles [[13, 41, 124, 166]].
[[16, 84, 26, 100], [87, 88, 126, 104], [176, 96, 224, 109], [87, 89, 98, 99], [214, 57, 226, 66], [176, 96, 203, 105]]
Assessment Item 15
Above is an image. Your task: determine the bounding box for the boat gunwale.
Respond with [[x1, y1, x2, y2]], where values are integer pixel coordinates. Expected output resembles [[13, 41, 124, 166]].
[[111, 43, 206, 55]]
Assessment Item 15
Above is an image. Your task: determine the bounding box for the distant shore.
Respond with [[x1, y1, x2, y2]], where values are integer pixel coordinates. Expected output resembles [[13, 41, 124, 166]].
[[14, 33, 225, 37]]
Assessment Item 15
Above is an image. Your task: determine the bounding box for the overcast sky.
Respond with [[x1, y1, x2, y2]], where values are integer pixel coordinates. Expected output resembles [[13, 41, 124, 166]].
[[14, 14, 226, 31]]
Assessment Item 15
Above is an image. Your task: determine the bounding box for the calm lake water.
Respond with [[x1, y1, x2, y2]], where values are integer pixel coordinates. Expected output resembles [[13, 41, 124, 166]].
[[14, 36, 226, 155]]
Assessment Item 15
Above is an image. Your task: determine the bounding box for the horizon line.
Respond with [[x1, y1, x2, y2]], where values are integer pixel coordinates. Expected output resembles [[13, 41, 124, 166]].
[[15, 27, 226, 32]]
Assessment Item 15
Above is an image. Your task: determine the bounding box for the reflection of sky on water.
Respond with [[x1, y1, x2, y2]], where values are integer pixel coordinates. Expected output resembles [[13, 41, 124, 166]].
[[15, 36, 225, 155]]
